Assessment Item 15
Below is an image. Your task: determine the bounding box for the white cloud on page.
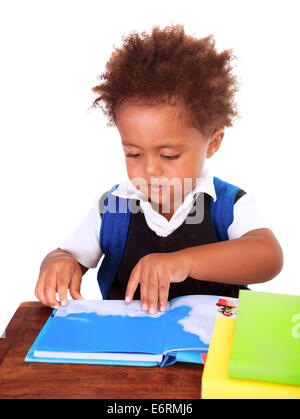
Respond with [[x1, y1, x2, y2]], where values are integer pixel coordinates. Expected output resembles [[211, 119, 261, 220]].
[[54, 299, 168, 318], [169, 295, 238, 344]]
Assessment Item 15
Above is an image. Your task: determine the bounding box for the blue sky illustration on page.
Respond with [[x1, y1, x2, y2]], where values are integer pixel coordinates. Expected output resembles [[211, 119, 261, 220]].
[[35, 296, 238, 355]]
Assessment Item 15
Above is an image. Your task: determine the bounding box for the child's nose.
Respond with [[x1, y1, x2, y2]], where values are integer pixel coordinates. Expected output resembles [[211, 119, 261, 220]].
[[144, 155, 163, 177]]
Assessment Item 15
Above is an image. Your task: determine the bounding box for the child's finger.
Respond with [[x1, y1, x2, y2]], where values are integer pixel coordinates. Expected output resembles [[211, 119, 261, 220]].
[[147, 272, 159, 315], [57, 272, 70, 307], [125, 264, 141, 303], [44, 272, 60, 307], [139, 276, 149, 311], [69, 269, 84, 300], [158, 277, 170, 312], [35, 271, 50, 307]]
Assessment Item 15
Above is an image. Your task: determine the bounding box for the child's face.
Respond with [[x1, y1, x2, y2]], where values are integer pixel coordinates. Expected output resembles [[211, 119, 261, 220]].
[[115, 102, 223, 217]]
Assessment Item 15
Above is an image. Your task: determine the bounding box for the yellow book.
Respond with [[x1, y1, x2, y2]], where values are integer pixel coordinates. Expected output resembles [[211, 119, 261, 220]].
[[202, 317, 300, 399]]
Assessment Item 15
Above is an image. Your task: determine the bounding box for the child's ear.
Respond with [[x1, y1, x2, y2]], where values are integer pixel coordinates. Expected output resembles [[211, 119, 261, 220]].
[[206, 128, 224, 158]]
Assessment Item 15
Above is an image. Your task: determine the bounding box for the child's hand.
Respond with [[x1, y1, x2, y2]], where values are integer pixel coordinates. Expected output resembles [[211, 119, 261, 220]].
[[35, 249, 84, 308], [125, 252, 190, 315]]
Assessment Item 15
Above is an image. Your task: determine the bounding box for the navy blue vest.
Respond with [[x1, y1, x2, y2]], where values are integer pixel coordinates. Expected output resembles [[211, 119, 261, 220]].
[[97, 177, 247, 300]]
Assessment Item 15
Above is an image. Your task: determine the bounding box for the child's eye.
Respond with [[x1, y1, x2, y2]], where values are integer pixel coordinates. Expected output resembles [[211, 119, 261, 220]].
[[126, 153, 141, 158], [162, 154, 180, 160], [125, 153, 180, 160]]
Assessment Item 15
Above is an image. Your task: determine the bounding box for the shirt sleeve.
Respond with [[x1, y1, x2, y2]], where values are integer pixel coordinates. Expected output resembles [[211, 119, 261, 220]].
[[59, 195, 103, 268], [227, 193, 271, 240]]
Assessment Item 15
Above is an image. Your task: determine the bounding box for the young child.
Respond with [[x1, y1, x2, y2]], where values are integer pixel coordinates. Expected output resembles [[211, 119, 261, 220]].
[[35, 24, 283, 315]]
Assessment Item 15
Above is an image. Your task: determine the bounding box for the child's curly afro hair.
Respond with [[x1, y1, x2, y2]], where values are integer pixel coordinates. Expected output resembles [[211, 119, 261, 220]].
[[91, 24, 240, 137]]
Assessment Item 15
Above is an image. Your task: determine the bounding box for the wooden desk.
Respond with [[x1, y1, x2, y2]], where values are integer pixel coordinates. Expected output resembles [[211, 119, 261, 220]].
[[0, 302, 203, 399]]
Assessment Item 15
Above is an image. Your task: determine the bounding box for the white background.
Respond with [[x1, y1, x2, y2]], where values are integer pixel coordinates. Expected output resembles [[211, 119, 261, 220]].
[[1, 0, 299, 335]]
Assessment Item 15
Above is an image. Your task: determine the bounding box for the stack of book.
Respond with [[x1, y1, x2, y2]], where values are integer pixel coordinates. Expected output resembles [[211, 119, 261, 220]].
[[202, 290, 300, 399]]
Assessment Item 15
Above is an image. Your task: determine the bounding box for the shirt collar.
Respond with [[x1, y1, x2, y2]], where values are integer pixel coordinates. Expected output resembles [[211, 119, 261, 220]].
[[111, 165, 217, 204]]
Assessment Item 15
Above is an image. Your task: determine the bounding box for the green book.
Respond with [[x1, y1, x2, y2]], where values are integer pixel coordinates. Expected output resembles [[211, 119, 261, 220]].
[[229, 290, 300, 387]]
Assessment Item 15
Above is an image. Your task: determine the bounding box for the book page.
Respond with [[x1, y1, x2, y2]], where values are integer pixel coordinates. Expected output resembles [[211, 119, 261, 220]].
[[165, 295, 238, 353], [35, 299, 169, 356]]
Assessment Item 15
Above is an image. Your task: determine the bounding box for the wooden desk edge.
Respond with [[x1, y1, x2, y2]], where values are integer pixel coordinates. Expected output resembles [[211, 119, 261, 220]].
[[0, 302, 48, 361], [20, 301, 45, 308]]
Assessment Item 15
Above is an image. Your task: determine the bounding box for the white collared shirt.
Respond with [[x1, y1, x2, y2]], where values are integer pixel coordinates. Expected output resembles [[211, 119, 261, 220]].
[[60, 166, 269, 268], [111, 166, 217, 238]]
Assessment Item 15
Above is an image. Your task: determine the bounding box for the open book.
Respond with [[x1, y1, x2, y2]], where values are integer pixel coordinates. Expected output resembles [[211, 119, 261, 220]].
[[25, 294, 238, 367]]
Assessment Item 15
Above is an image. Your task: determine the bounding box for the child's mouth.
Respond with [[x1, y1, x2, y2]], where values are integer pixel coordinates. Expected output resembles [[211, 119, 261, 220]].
[[149, 184, 163, 190]]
